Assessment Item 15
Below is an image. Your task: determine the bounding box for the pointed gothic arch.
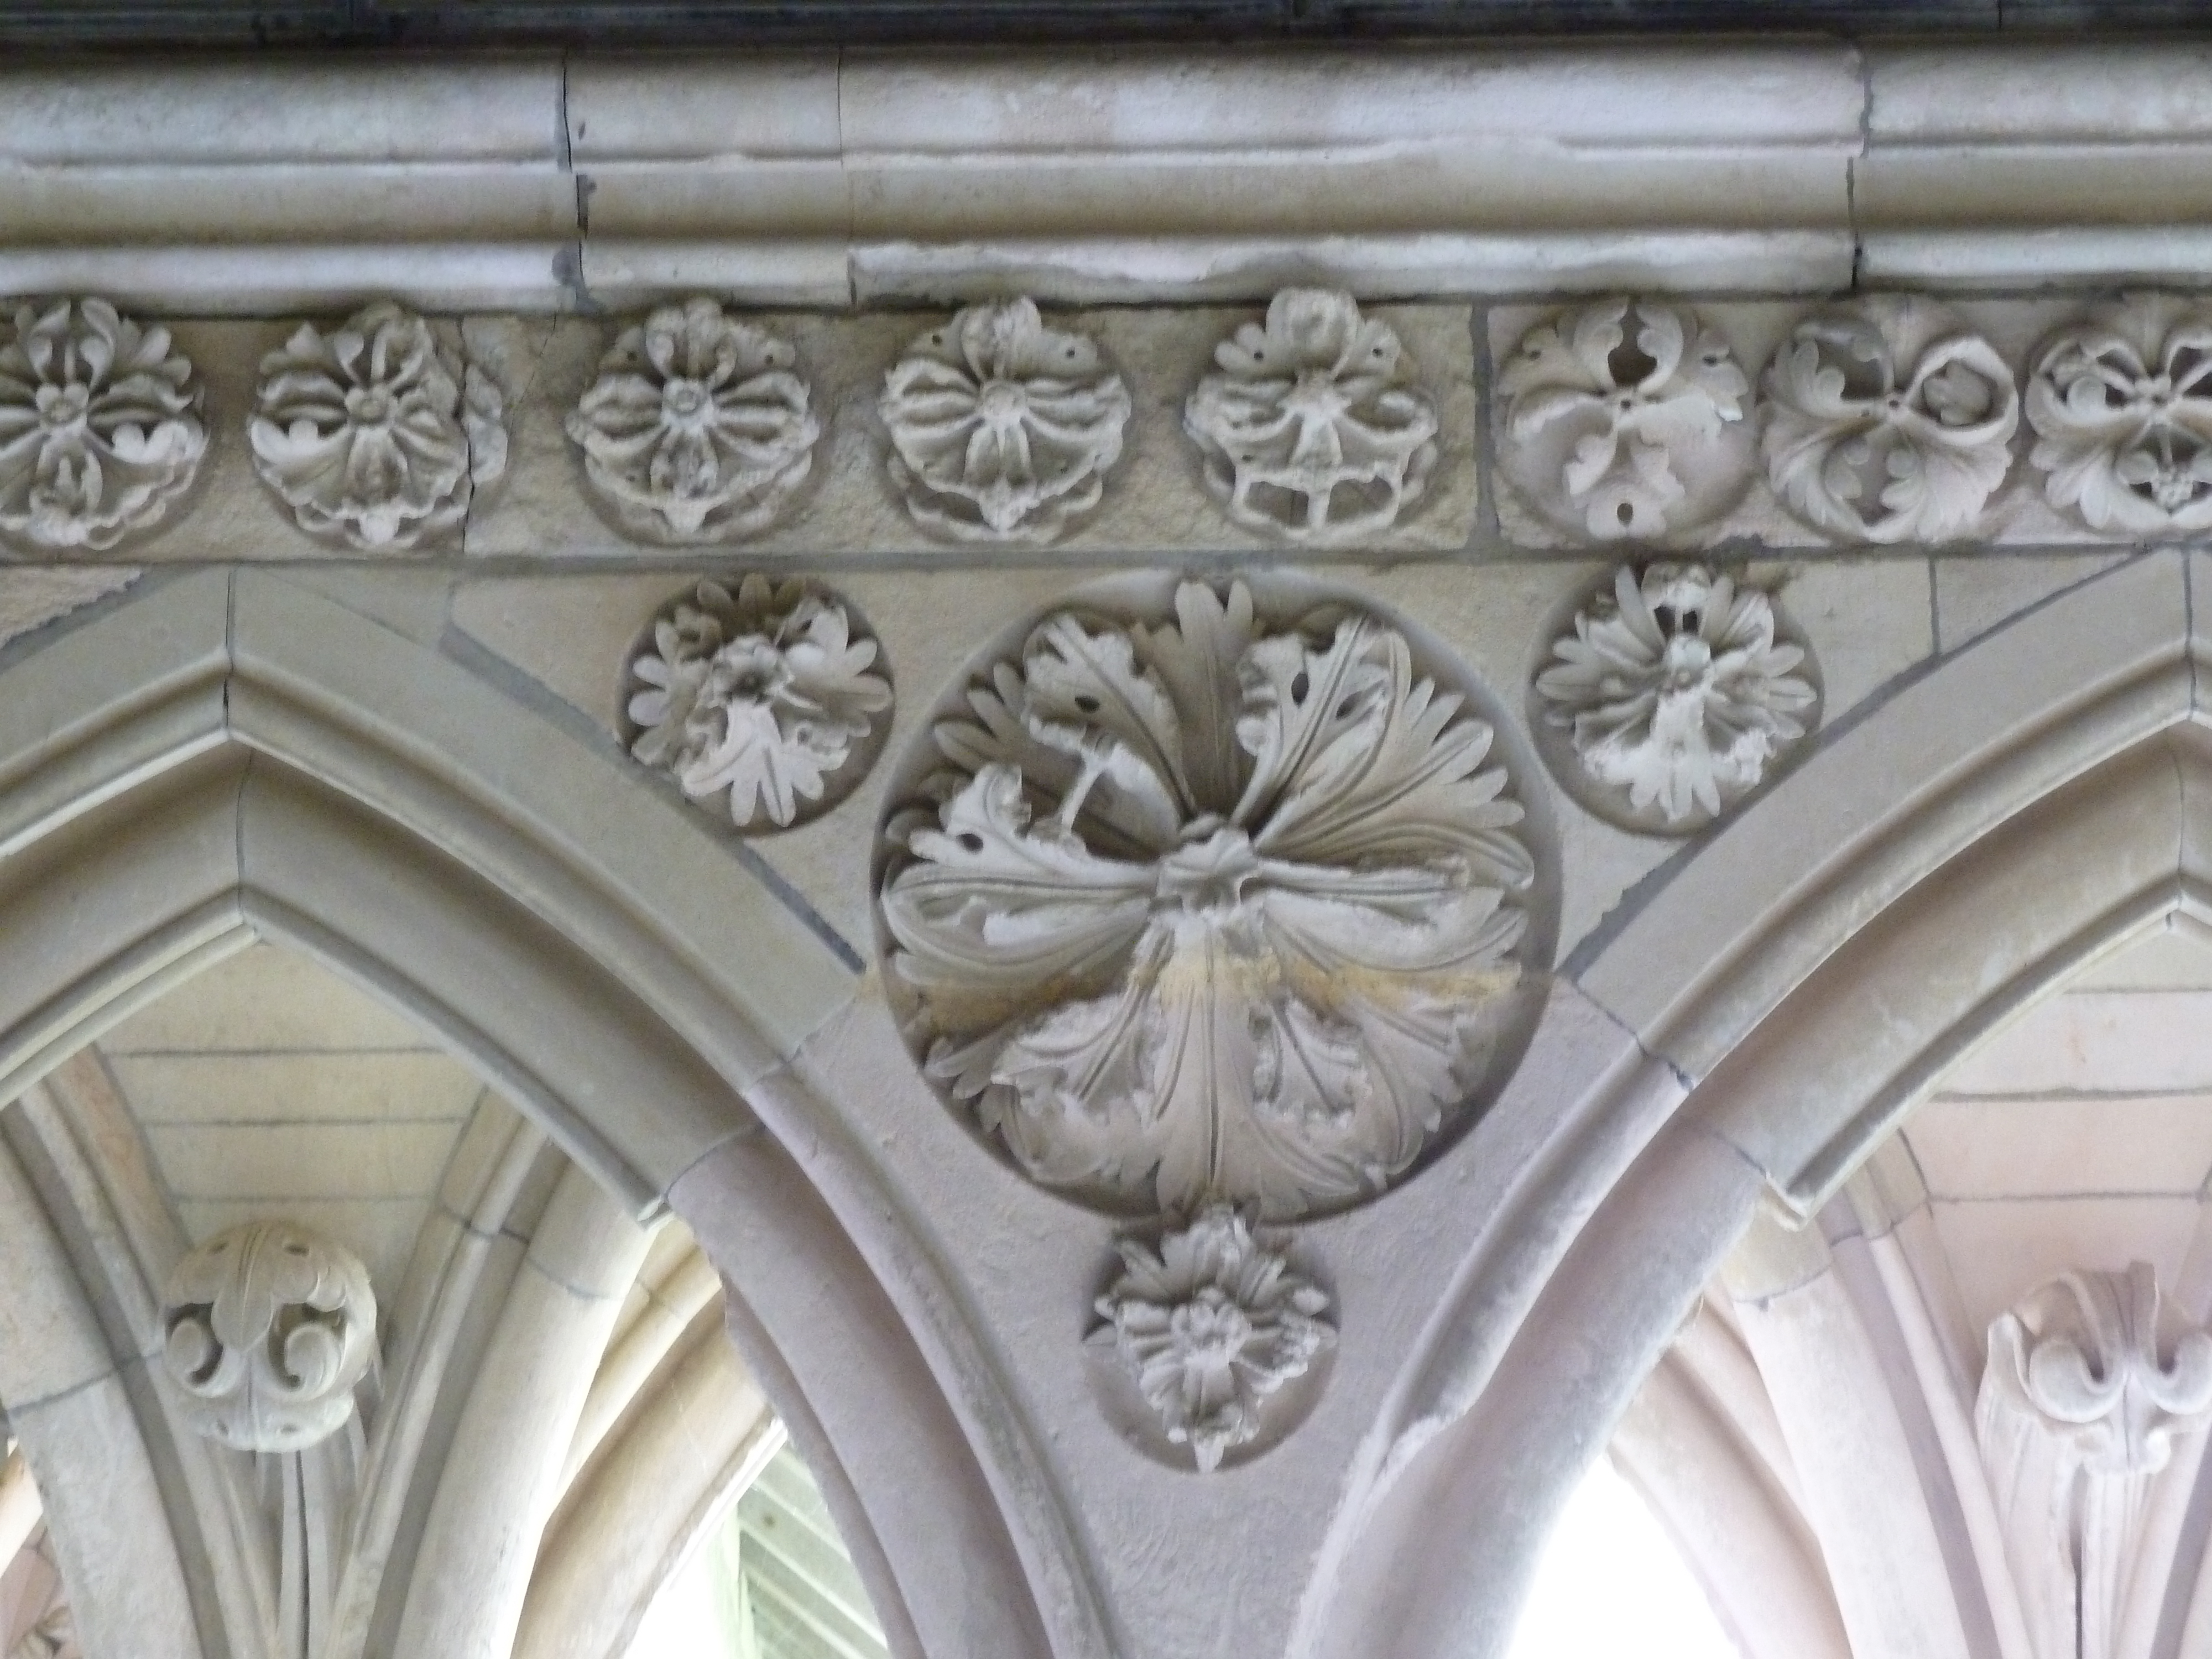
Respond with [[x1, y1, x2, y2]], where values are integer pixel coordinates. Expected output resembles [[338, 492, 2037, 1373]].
[[0, 567, 1101, 1659], [1302, 547, 2212, 1659]]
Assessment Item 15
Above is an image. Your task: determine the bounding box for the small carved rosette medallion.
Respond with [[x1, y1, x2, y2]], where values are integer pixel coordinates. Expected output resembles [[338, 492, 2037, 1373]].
[[250, 301, 507, 552], [160, 1220, 378, 1453], [2028, 294, 2212, 535], [880, 578, 1546, 1222], [1088, 1206, 1334, 1473], [567, 298, 820, 545], [0, 298, 207, 554], [625, 575, 892, 831], [1499, 298, 1754, 541], [880, 299, 1131, 544], [1533, 564, 1819, 834], [1183, 290, 1439, 544], [1762, 297, 2018, 544]]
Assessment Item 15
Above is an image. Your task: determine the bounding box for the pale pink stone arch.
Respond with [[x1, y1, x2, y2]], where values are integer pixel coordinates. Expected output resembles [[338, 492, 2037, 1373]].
[[1300, 549, 2212, 1659], [0, 566, 1102, 1659]]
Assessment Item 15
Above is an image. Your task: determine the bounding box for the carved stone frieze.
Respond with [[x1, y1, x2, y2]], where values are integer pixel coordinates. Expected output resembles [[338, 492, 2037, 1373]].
[[625, 575, 892, 831], [249, 300, 505, 552], [2028, 293, 2212, 535], [1761, 296, 2020, 544], [1088, 1206, 1333, 1474], [1499, 298, 1754, 541], [879, 298, 1130, 544], [1532, 564, 1818, 834], [1183, 290, 1439, 544], [159, 1220, 379, 1453], [1977, 1264, 2212, 1659], [567, 297, 820, 545], [879, 578, 1543, 1221], [0, 298, 206, 555]]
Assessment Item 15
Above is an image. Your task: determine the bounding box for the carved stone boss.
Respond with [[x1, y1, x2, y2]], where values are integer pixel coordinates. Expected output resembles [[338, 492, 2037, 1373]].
[[160, 1220, 379, 1454], [1976, 1264, 2212, 1659], [881, 578, 1544, 1467]]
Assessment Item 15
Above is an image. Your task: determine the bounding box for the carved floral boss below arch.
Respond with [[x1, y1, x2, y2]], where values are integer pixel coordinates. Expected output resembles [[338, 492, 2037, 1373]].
[[877, 577, 1551, 1469]]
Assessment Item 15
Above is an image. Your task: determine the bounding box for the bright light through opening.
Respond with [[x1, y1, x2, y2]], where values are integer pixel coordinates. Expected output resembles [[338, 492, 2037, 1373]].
[[1506, 1456, 1741, 1659]]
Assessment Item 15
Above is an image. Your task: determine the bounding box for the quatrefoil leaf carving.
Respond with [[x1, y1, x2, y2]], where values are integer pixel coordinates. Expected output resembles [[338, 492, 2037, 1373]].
[[2028, 294, 2212, 534], [1182, 291, 1439, 544], [0, 297, 207, 554], [880, 580, 1540, 1221], [1762, 298, 2019, 544], [881, 299, 1131, 543], [1499, 298, 1753, 541]]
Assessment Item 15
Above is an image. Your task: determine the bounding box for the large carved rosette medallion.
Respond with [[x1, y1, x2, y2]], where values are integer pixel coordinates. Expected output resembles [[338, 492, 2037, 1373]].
[[2027, 294, 2212, 534], [879, 578, 1551, 1225]]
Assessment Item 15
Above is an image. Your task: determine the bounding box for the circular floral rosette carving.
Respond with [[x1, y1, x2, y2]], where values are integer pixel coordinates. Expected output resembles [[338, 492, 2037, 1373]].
[[625, 575, 892, 831], [879, 298, 1131, 544], [880, 579, 1545, 1220], [0, 297, 207, 554], [567, 297, 820, 545], [1533, 563, 1819, 834], [1088, 1205, 1333, 1473], [160, 1219, 378, 1453], [1498, 298, 1754, 541], [1182, 290, 1439, 544], [2027, 294, 2212, 535], [1762, 298, 2020, 544], [250, 301, 507, 552]]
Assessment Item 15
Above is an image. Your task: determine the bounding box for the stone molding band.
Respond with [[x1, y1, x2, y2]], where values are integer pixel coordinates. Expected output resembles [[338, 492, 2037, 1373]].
[[5, 44, 2212, 310]]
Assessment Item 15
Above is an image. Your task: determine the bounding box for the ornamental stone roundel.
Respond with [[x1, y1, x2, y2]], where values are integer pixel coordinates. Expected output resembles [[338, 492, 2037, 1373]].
[[620, 575, 893, 833], [876, 573, 1557, 1224], [1530, 562, 1822, 837]]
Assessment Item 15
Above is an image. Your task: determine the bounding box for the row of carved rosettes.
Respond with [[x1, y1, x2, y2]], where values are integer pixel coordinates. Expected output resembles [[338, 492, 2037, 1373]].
[[0, 288, 1443, 556], [618, 557, 1822, 1464], [1501, 290, 2212, 546]]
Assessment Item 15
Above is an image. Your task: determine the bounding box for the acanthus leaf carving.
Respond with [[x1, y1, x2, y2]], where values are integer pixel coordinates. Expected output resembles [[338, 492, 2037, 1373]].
[[0, 298, 207, 554], [1499, 297, 1752, 541], [566, 297, 820, 545], [625, 575, 892, 831], [1088, 1205, 1334, 1473], [880, 578, 1540, 1221], [1976, 1264, 2212, 1659], [880, 298, 1130, 544], [1532, 563, 1817, 833], [1761, 297, 2019, 544], [2027, 293, 2212, 535], [159, 1219, 378, 1454], [1182, 290, 1438, 544], [249, 300, 505, 552]]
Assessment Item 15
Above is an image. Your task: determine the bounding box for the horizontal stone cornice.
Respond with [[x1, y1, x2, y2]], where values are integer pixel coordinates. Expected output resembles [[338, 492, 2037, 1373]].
[[8, 42, 2212, 311]]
